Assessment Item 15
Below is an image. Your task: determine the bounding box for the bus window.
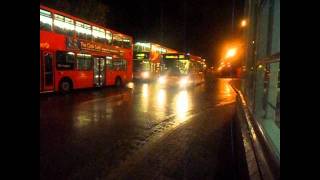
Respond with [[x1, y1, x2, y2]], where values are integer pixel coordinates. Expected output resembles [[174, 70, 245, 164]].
[[123, 38, 132, 49], [106, 31, 112, 45], [92, 26, 106, 44], [112, 59, 127, 71], [75, 21, 92, 40], [106, 56, 113, 70], [112, 35, 122, 47], [53, 14, 74, 36], [56, 51, 75, 70], [135, 42, 151, 52], [40, 9, 52, 31], [76, 54, 92, 71]]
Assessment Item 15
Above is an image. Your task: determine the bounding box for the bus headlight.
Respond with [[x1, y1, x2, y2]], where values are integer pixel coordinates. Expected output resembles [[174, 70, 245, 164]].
[[141, 72, 150, 79], [158, 76, 166, 84], [179, 77, 189, 87]]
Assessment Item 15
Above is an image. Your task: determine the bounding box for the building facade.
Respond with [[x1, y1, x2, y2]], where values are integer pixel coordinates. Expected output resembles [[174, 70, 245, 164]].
[[242, 0, 280, 160]]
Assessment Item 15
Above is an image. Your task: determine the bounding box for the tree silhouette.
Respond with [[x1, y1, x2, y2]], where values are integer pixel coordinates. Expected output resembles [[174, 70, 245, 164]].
[[40, 0, 109, 26]]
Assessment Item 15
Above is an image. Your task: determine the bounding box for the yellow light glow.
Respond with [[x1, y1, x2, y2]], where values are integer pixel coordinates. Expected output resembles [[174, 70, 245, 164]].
[[175, 90, 189, 122], [179, 77, 189, 87], [142, 84, 148, 97], [241, 20, 247, 27], [179, 55, 185, 59], [158, 76, 166, 84], [165, 55, 178, 59], [225, 48, 237, 58], [126, 82, 134, 89], [141, 72, 150, 79], [141, 83, 149, 112], [157, 89, 166, 107], [225, 84, 231, 96], [155, 89, 166, 117]]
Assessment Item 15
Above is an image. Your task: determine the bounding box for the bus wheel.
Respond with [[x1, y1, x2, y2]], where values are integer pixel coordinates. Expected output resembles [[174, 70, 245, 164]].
[[115, 77, 122, 87], [59, 79, 72, 93]]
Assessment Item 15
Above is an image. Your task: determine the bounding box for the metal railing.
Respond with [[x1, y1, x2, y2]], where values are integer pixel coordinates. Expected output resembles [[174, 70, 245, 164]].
[[234, 87, 280, 180]]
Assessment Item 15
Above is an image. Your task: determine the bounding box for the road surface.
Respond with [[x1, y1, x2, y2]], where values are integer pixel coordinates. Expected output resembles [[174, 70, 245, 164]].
[[40, 77, 238, 180]]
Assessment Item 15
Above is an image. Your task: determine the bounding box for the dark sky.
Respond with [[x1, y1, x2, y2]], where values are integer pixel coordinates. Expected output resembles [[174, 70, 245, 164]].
[[103, 0, 244, 66]]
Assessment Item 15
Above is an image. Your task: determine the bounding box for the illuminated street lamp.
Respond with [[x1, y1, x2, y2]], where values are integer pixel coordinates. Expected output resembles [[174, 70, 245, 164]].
[[241, 19, 247, 27], [225, 48, 237, 58]]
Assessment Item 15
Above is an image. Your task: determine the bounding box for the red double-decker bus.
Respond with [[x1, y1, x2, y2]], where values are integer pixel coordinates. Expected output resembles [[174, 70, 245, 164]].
[[40, 5, 133, 93]]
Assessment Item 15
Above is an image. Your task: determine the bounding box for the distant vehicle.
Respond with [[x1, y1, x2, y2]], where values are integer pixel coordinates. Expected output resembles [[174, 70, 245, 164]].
[[133, 42, 177, 81], [157, 53, 206, 88], [40, 5, 133, 93]]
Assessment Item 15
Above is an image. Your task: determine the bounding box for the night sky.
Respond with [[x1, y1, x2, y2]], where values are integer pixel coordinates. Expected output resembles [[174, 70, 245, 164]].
[[103, 0, 244, 66]]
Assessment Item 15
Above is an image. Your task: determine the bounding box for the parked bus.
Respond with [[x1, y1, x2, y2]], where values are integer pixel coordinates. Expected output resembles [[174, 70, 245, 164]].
[[133, 42, 177, 81], [157, 53, 205, 88], [40, 5, 133, 93]]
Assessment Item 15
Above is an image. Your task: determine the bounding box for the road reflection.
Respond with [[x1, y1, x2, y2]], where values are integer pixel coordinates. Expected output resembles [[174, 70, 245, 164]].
[[174, 90, 191, 122], [40, 78, 238, 180], [141, 83, 149, 112], [156, 89, 167, 118], [224, 82, 232, 97]]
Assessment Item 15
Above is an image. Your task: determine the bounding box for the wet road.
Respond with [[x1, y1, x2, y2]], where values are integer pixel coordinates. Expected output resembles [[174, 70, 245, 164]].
[[40, 77, 238, 180]]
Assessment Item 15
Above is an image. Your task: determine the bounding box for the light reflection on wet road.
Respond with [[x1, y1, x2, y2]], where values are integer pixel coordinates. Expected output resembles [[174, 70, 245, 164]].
[[40, 78, 237, 180]]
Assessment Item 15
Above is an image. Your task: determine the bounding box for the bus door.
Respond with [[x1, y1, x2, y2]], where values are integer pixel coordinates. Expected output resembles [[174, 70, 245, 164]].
[[93, 57, 106, 87], [40, 51, 54, 91]]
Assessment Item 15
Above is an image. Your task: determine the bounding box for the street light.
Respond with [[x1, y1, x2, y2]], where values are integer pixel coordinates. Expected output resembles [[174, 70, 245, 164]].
[[225, 48, 237, 58], [241, 19, 247, 27]]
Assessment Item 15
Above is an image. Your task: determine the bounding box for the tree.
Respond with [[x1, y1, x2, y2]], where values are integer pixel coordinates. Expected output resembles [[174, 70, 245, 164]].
[[41, 0, 109, 26]]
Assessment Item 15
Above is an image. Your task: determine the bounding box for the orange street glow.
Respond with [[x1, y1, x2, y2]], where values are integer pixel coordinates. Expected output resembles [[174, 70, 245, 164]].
[[225, 48, 237, 58], [241, 20, 247, 27]]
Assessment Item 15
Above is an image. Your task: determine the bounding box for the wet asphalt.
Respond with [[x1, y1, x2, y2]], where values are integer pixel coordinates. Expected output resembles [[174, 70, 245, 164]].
[[40, 76, 238, 180]]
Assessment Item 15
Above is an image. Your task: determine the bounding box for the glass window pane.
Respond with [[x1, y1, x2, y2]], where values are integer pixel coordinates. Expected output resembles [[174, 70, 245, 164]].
[[123, 38, 132, 48], [64, 17, 74, 31], [92, 26, 106, 44], [56, 51, 75, 70], [112, 35, 122, 47], [40, 9, 52, 31], [75, 21, 92, 40], [76, 54, 92, 70], [106, 31, 112, 44], [53, 14, 74, 36]]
